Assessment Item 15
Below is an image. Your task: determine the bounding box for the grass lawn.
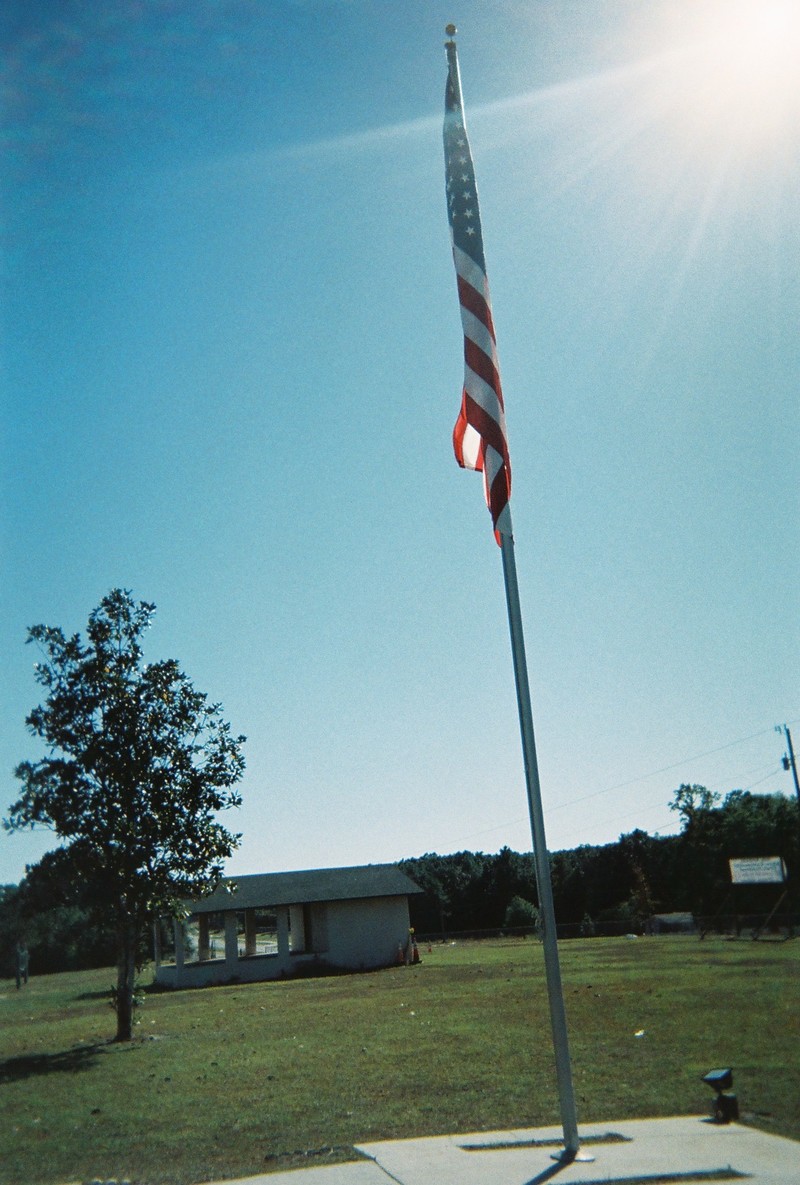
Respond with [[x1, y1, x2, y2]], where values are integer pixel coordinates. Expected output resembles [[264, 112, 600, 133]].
[[1, 936, 798, 1184]]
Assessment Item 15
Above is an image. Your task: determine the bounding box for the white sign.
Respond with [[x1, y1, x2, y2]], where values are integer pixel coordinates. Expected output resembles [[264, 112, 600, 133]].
[[729, 857, 787, 885]]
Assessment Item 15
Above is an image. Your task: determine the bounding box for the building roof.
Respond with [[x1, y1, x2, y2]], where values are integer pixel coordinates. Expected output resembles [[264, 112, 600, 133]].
[[186, 863, 422, 914]]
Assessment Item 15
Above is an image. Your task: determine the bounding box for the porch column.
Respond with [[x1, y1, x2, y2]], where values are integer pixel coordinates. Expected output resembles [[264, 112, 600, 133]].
[[277, 906, 290, 958], [173, 918, 185, 985], [198, 914, 210, 961], [224, 912, 238, 973], [244, 909, 257, 956]]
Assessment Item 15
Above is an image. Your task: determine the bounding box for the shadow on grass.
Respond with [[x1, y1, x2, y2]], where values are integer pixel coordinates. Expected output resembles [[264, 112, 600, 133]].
[[0, 1043, 105, 1084]]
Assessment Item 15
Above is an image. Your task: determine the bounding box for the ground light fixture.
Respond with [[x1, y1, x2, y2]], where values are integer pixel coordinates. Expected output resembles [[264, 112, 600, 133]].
[[702, 1067, 739, 1123]]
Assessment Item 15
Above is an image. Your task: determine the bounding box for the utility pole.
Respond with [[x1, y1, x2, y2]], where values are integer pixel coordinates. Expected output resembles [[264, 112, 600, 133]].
[[776, 725, 800, 806]]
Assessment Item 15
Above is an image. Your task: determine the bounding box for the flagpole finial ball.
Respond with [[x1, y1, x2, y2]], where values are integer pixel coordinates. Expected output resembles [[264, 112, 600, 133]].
[[445, 23, 457, 37]]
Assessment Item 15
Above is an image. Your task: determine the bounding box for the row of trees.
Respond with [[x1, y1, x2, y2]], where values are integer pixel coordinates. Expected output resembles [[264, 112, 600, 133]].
[[0, 849, 117, 979], [401, 786, 799, 936], [6, 781, 794, 991]]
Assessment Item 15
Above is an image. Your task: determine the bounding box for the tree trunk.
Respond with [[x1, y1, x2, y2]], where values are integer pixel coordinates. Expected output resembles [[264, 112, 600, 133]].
[[115, 923, 138, 1042]]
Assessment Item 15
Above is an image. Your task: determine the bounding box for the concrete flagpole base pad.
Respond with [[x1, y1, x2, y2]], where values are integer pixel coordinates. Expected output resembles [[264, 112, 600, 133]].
[[208, 1116, 800, 1185]]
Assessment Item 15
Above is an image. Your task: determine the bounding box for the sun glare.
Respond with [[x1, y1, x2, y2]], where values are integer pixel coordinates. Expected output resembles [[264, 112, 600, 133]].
[[686, 0, 800, 128]]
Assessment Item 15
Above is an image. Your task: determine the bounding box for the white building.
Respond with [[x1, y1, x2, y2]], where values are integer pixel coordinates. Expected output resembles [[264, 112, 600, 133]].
[[153, 863, 421, 989]]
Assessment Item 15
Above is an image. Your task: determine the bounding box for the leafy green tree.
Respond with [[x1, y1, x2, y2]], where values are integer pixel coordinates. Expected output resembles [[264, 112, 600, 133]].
[[0, 884, 25, 978], [668, 784, 725, 914], [719, 790, 798, 863], [669, 783, 721, 829], [0, 849, 119, 976], [503, 894, 540, 935], [550, 847, 589, 924], [477, 847, 537, 929], [401, 853, 455, 935], [402, 850, 488, 934], [667, 784, 798, 921], [5, 590, 245, 1040], [716, 790, 799, 917], [618, 829, 658, 924]]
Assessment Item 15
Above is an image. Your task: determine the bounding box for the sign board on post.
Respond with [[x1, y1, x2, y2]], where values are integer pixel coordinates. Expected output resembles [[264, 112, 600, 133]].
[[728, 857, 787, 885]]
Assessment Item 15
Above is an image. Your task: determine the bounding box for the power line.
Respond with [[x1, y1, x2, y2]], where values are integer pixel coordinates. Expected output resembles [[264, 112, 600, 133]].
[[447, 718, 798, 849], [742, 768, 783, 792], [548, 722, 797, 815], [554, 766, 785, 850]]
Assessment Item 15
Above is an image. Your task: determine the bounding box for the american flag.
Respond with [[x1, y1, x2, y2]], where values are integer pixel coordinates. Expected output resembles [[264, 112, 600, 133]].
[[444, 38, 511, 541]]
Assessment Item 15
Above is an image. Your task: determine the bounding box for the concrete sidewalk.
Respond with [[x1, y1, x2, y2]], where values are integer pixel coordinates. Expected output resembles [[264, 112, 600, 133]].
[[210, 1116, 800, 1184]]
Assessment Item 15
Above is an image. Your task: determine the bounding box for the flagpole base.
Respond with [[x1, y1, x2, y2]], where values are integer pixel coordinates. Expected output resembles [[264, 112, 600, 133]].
[[550, 1147, 595, 1163]]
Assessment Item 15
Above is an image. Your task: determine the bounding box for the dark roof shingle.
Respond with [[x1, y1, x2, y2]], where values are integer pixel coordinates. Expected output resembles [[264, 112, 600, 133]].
[[186, 863, 421, 914]]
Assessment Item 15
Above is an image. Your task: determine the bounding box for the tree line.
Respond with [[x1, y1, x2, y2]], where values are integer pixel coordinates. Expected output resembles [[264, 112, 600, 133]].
[[401, 785, 799, 936], [6, 782, 793, 984]]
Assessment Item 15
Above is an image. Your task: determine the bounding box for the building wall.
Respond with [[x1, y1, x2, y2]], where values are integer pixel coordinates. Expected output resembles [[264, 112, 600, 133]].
[[153, 894, 411, 989], [325, 896, 410, 970]]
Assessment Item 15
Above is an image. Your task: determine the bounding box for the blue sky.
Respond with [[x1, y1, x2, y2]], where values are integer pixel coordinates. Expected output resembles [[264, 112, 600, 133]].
[[2, 0, 798, 887]]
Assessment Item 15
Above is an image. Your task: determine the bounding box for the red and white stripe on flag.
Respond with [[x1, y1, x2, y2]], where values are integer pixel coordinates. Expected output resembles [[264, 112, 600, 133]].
[[445, 39, 512, 542]]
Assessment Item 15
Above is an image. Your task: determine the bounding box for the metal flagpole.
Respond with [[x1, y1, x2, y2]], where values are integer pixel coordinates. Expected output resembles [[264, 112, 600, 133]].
[[500, 531, 591, 1162], [442, 24, 591, 1162]]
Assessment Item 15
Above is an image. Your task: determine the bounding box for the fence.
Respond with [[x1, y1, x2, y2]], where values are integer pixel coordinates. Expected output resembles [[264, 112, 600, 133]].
[[414, 912, 798, 945]]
